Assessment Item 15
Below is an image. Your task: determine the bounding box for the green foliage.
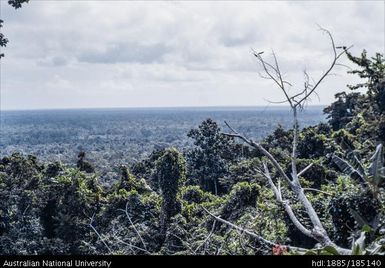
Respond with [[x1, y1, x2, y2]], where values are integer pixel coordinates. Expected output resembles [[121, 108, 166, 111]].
[[131, 148, 166, 191], [155, 148, 186, 237], [346, 51, 385, 97], [368, 144, 385, 193], [221, 182, 260, 221], [180, 185, 216, 205], [332, 144, 385, 197], [114, 165, 152, 194], [8, 0, 29, 9], [0, 154, 102, 254], [220, 158, 264, 192], [187, 119, 240, 195], [0, 153, 44, 254], [303, 226, 385, 255], [43, 169, 102, 253], [378, 116, 385, 143], [0, 20, 8, 58], [328, 189, 379, 247], [325, 50, 385, 144], [324, 92, 361, 131], [77, 152, 95, 173], [255, 186, 288, 247], [1, 0, 29, 58], [263, 125, 293, 151], [179, 185, 222, 226], [297, 126, 330, 159], [332, 128, 357, 150], [289, 159, 337, 188]]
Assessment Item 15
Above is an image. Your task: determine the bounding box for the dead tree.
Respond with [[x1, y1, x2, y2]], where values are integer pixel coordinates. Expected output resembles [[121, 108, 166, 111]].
[[204, 28, 352, 255]]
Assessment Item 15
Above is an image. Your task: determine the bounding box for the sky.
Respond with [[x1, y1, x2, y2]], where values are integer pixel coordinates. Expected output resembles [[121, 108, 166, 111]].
[[0, 0, 384, 110]]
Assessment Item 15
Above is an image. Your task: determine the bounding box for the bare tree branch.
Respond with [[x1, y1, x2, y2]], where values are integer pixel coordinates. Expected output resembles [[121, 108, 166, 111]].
[[297, 163, 314, 177], [294, 28, 352, 106], [89, 214, 113, 254], [259, 163, 313, 238], [194, 220, 216, 254], [224, 120, 293, 184], [114, 236, 150, 254], [224, 119, 351, 254], [303, 188, 335, 196], [221, 28, 353, 255], [201, 206, 307, 253], [117, 201, 147, 251]]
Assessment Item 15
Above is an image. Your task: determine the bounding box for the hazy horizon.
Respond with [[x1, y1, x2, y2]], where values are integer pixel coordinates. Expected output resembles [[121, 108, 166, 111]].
[[1, 103, 326, 171], [0, 104, 326, 112]]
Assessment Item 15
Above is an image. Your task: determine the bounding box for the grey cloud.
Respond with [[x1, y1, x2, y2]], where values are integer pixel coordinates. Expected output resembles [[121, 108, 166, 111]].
[[37, 56, 68, 67], [217, 26, 264, 48], [77, 42, 172, 64], [1, 1, 383, 110], [51, 56, 68, 66], [221, 35, 257, 47]]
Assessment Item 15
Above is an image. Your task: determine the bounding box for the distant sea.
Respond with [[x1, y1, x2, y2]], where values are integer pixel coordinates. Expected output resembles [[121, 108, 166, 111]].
[[0, 106, 326, 175]]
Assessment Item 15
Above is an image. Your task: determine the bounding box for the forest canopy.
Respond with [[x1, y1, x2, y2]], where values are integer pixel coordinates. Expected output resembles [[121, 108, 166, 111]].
[[1, 45, 384, 255]]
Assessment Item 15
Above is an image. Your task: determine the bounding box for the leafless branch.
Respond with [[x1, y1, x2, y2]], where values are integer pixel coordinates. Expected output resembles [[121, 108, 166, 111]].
[[297, 163, 314, 177], [263, 98, 291, 104], [89, 214, 113, 254], [303, 188, 335, 196], [114, 236, 150, 254], [294, 28, 352, 106], [259, 163, 312, 238], [170, 233, 196, 253], [117, 201, 147, 251], [221, 28, 353, 255], [195, 220, 216, 254], [201, 206, 307, 253], [224, 120, 292, 184]]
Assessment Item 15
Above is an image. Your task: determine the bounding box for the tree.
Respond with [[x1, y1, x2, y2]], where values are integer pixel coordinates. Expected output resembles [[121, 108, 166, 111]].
[[0, 0, 29, 58], [0, 153, 44, 254], [130, 148, 166, 191], [8, 0, 29, 9], [187, 119, 239, 195], [324, 50, 385, 143], [0, 20, 7, 58], [204, 28, 354, 254], [77, 151, 95, 173], [0, 153, 102, 254], [332, 144, 385, 198], [155, 148, 186, 237], [323, 92, 361, 130], [346, 51, 385, 100]]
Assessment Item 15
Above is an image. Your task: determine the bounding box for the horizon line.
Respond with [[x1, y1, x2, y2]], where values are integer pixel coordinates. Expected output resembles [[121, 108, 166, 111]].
[[0, 104, 327, 112]]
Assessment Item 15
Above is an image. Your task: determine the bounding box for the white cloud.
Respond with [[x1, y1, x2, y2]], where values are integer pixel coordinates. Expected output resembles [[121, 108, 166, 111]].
[[1, 1, 383, 110]]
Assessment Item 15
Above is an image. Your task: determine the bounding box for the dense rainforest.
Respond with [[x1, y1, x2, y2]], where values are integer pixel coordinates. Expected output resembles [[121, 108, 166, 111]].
[[0, 49, 384, 255]]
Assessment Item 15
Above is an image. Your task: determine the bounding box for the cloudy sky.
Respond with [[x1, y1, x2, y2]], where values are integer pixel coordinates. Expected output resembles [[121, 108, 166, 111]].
[[1, 0, 384, 110]]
